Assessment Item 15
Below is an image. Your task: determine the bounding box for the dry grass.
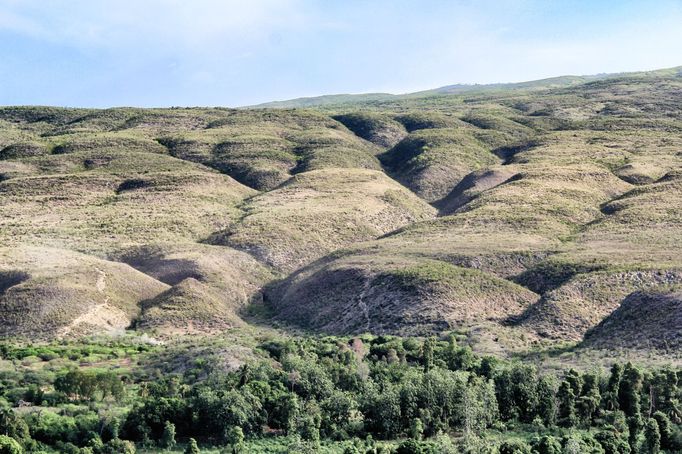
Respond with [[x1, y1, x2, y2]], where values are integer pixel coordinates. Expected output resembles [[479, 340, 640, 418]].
[[211, 168, 436, 272], [0, 71, 681, 358]]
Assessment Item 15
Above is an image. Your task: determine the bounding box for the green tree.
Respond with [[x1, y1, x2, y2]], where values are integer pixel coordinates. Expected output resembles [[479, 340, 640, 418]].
[[627, 415, 643, 453], [531, 435, 562, 454], [619, 363, 643, 418], [297, 401, 321, 445], [103, 438, 136, 454], [595, 429, 631, 454], [185, 438, 200, 454], [422, 337, 435, 372], [101, 416, 119, 443], [461, 377, 498, 437], [649, 367, 678, 418], [160, 421, 176, 450], [499, 439, 531, 454], [96, 371, 125, 401], [0, 408, 29, 443], [0, 435, 22, 454], [362, 385, 401, 438], [651, 411, 674, 451], [410, 418, 423, 440], [320, 390, 357, 438], [396, 438, 437, 454], [557, 381, 578, 428], [604, 364, 623, 412], [277, 393, 299, 434], [495, 364, 539, 422], [536, 375, 557, 428], [578, 373, 601, 426], [643, 418, 660, 454], [225, 426, 245, 454], [562, 433, 605, 454]]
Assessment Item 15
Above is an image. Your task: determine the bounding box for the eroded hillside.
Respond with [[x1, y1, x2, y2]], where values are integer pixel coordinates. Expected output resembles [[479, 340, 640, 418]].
[[1, 67, 681, 353]]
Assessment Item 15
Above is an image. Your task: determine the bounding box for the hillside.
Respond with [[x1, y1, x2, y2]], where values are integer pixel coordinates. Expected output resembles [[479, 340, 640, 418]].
[[582, 290, 682, 351], [252, 66, 681, 109], [1, 67, 681, 355]]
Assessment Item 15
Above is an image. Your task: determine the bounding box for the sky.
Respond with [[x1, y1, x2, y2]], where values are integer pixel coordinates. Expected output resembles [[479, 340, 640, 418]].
[[1, 0, 681, 107]]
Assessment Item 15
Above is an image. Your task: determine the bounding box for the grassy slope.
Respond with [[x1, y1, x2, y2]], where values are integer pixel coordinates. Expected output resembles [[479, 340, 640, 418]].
[[1, 68, 681, 355], [212, 168, 436, 272], [265, 70, 682, 353]]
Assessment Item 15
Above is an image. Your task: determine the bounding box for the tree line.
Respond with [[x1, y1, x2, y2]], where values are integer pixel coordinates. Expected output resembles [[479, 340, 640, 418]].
[[0, 335, 680, 453]]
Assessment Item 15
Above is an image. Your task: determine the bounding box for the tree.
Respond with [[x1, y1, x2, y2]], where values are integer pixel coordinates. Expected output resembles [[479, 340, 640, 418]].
[[297, 401, 321, 446], [410, 418, 423, 441], [225, 426, 245, 454], [396, 438, 438, 454], [320, 390, 357, 438], [627, 415, 643, 454], [499, 439, 531, 454], [101, 416, 119, 443], [386, 348, 400, 364], [651, 411, 674, 451], [578, 373, 601, 426], [643, 418, 660, 454], [362, 385, 401, 438], [595, 429, 631, 454], [536, 375, 557, 428], [185, 438, 200, 454], [0, 435, 22, 454], [96, 371, 125, 401], [619, 363, 643, 418], [103, 439, 136, 454], [160, 421, 176, 450], [276, 393, 299, 434], [54, 369, 123, 402], [531, 435, 562, 454], [460, 378, 498, 437], [562, 433, 605, 454], [649, 367, 678, 418], [495, 364, 539, 422], [422, 337, 435, 372], [604, 364, 623, 412], [557, 381, 578, 428], [0, 408, 29, 443]]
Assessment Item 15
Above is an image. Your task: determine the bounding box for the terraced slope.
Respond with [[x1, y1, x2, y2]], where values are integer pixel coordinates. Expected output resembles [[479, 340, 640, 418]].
[[0, 67, 681, 352]]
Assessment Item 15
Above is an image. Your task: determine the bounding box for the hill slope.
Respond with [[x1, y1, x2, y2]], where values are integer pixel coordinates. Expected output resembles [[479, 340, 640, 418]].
[[1, 67, 681, 353]]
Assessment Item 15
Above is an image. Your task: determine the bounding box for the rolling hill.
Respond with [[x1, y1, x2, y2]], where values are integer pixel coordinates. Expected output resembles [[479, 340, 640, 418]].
[[1, 66, 681, 355]]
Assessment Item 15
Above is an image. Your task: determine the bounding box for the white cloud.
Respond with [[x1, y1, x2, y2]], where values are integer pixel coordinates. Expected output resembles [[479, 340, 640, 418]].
[[1, 0, 681, 106], [0, 0, 309, 55]]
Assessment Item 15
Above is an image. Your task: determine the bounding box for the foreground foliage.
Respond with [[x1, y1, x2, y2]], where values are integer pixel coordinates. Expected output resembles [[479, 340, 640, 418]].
[[0, 335, 680, 453]]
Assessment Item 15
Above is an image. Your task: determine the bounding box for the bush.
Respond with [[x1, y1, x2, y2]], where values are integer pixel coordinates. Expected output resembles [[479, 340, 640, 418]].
[[396, 438, 439, 454], [103, 439, 136, 454], [0, 435, 21, 454], [184, 438, 200, 454], [159, 421, 176, 450], [499, 439, 532, 454]]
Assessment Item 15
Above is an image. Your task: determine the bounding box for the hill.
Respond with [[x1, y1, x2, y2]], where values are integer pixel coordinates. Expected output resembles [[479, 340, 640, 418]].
[[582, 291, 682, 350], [0, 67, 681, 355], [252, 66, 682, 109]]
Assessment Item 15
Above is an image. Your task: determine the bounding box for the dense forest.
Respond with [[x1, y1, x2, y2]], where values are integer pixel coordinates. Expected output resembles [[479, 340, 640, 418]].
[[0, 335, 679, 453]]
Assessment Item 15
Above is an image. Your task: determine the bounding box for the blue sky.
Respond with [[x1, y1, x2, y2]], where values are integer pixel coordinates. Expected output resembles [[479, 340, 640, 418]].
[[1, 0, 681, 107]]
